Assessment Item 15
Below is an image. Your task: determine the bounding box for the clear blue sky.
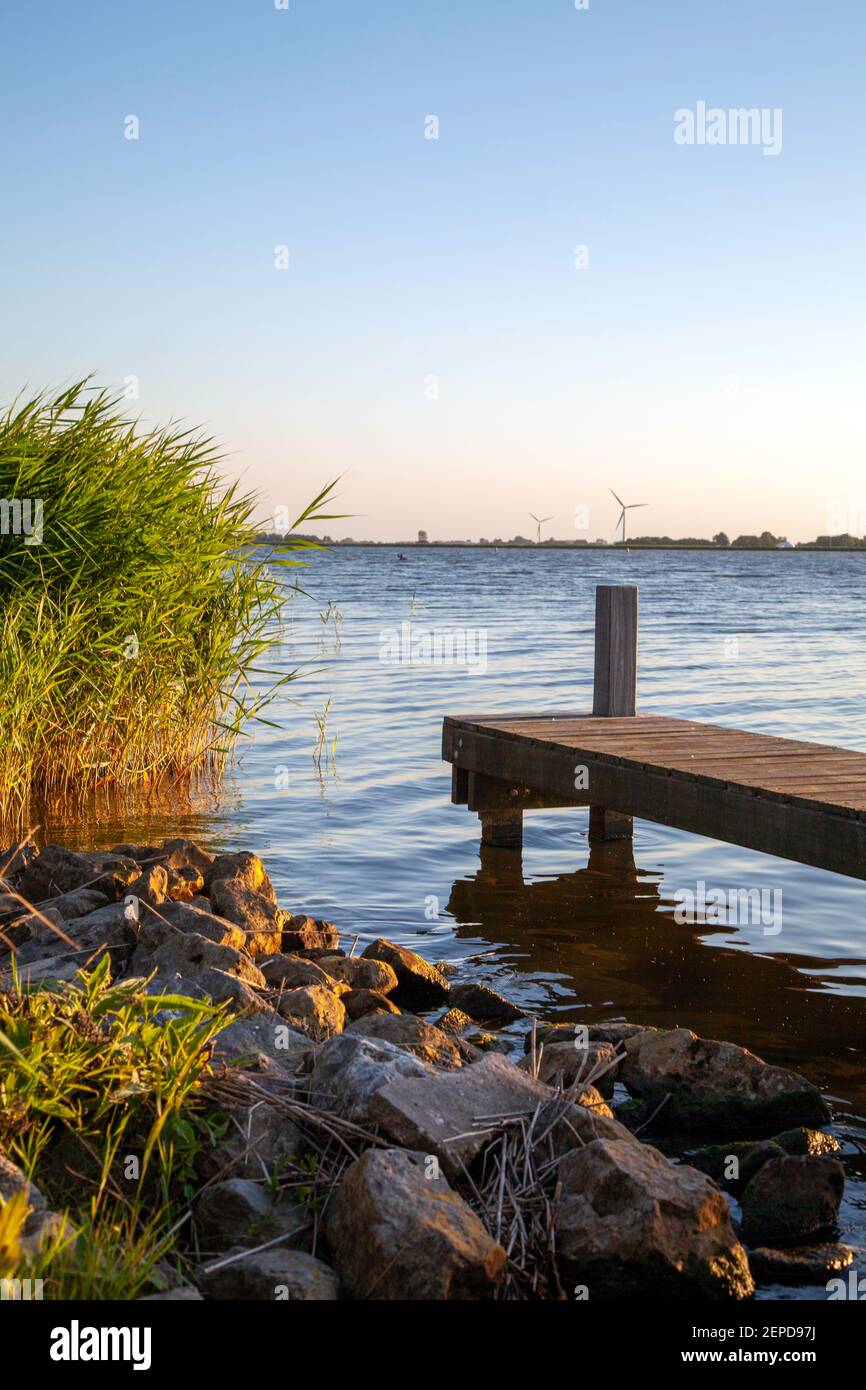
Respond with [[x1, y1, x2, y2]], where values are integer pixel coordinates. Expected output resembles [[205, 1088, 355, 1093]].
[[1, 1, 864, 541]]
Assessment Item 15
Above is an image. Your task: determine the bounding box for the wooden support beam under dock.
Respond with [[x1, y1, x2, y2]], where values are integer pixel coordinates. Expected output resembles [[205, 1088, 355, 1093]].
[[442, 584, 866, 879]]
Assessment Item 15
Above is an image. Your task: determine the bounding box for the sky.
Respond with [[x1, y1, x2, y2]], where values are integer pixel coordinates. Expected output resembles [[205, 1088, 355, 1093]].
[[1, 0, 864, 543]]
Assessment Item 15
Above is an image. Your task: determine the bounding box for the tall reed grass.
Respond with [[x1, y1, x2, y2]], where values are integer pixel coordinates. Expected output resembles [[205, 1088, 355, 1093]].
[[0, 380, 336, 824]]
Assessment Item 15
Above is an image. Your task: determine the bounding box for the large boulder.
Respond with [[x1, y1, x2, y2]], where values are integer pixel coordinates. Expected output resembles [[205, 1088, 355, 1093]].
[[368, 1052, 628, 1180], [205, 851, 276, 901], [144, 932, 266, 989], [740, 1155, 845, 1244], [308, 1033, 431, 1123], [620, 1029, 831, 1133], [361, 939, 450, 1010], [319, 955, 398, 994], [214, 1011, 312, 1074], [556, 1139, 754, 1300], [260, 955, 335, 990], [522, 1040, 618, 1096], [327, 1148, 505, 1299], [16, 845, 107, 902], [198, 1249, 341, 1300], [281, 916, 340, 955]]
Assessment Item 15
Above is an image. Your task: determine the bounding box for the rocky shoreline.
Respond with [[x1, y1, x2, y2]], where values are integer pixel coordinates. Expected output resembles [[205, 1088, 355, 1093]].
[[0, 838, 856, 1300]]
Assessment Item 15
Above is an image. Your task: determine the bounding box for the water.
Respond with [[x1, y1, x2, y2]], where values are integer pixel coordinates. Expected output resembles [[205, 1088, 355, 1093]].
[[49, 545, 866, 1293]]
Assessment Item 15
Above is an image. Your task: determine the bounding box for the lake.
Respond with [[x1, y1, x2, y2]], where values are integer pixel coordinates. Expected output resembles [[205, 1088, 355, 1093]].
[[50, 544, 866, 1292]]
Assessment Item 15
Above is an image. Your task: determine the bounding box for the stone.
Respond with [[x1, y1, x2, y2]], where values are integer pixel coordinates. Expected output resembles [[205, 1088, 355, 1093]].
[[41, 887, 110, 920], [361, 938, 450, 1009], [259, 955, 334, 990], [214, 1011, 312, 1073], [740, 1155, 845, 1243], [161, 838, 214, 877], [437, 1008, 474, 1035], [773, 1127, 841, 1157], [146, 968, 269, 1015], [127, 866, 168, 908], [205, 851, 275, 902], [349, 1012, 463, 1067], [16, 845, 101, 902], [281, 915, 340, 955], [522, 1040, 618, 1097], [308, 1033, 431, 1123], [557, 1139, 754, 1300], [198, 1248, 341, 1300], [76, 852, 141, 897], [343, 988, 400, 1021], [370, 1053, 571, 1179], [448, 981, 526, 1024], [194, 1178, 273, 1249], [166, 864, 205, 901], [690, 1139, 786, 1190], [0, 841, 38, 880], [587, 1021, 656, 1045], [145, 932, 266, 988], [135, 902, 248, 955], [275, 984, 346, 1040], [466, 1031, 511, 1054], [524, 1020, 654, 1053], [321, 955, 398, 994], [748, 1243, 856, 1285], [328, 1148, 505, 1299], [620, 1028, 831, 1133], [209, 879, 286, 957], [0, 1151, 46, 1232]]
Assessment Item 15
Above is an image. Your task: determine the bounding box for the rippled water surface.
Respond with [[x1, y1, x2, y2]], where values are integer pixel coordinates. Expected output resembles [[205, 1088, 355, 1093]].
[[52, 546, 866, 1294]]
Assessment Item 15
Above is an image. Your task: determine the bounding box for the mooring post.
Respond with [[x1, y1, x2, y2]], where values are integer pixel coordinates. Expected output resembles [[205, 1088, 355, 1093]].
[[589, 583, 637, 841]]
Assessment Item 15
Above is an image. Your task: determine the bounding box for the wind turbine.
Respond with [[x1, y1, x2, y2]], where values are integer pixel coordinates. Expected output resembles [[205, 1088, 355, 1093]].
[[610, 489, 648, 544], [530, 512, 554, 544]]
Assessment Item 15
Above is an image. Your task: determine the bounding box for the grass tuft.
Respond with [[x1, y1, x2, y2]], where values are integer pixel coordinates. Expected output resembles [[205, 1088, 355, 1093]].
[[0, 379, 339, 825]]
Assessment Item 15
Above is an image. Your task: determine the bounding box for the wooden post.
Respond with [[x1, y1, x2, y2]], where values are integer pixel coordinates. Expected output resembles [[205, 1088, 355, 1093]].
[[589, 584, 637, 841]]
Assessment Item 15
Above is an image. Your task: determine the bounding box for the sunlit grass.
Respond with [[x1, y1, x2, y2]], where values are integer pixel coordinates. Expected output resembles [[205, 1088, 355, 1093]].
[[0, 379, 339, 825]]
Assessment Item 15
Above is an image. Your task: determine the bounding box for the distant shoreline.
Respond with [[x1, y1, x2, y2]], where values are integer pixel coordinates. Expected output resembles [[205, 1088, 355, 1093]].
[[257, 540, 866, 553]]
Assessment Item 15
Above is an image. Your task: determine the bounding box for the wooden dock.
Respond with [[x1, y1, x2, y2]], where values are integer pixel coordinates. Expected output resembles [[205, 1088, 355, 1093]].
[[442, 584, 866, 880]]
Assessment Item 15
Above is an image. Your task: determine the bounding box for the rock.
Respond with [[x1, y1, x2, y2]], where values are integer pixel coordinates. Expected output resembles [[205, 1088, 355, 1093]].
[[16, 845, 101, 902], [166, 865, 205, 901], [740, 1155, 845, 1243], [524, 1020, 655, 1053], [127, 866, 168, 908], [145, 932, 266, 988], [349, 1012, 464, 1067], [557, 1139, 754, 1300], [522, 1040, 618, 1097], [343, 988, 400, 1021], [448, 981, 526, 1024], [466, 1031, 511, 1055], [0, 1151, 46, 1231], [437, 1008, 475, 1035], [205, 851, 275, 902], [620, 1028, 831, 1133], [18, 906, 65, 944], [370, 1052, 578, 1179], [200, 1098, 303, 1182], [76, 852, 141, 897], [281, 915, 340, 955], [198, 1248, 341, 1300], [214, 1011, 312, 1073], [259, 955, 335, 990], [209, 879, 286, 957], [0, 841, 38, 880], [690, 1140, 786, 1190], [321, 955, 398, 994], [275, 984, 346, 1041], [135, 902, 248, 956], [139, 1287, 204, 1301], [41, 887, 110, 920], [534, 1091, 639, 1156], [308, 1033, 431, 1123], [328, 1148, 505, 1300], [146, 967, 268, 1015], [361, 938, 450, 1010], [194, 1178, 273, 1249], [774, 1127, 841, 1157], [748, 1243, 856, 1285], [161, 838, 214, 877]]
